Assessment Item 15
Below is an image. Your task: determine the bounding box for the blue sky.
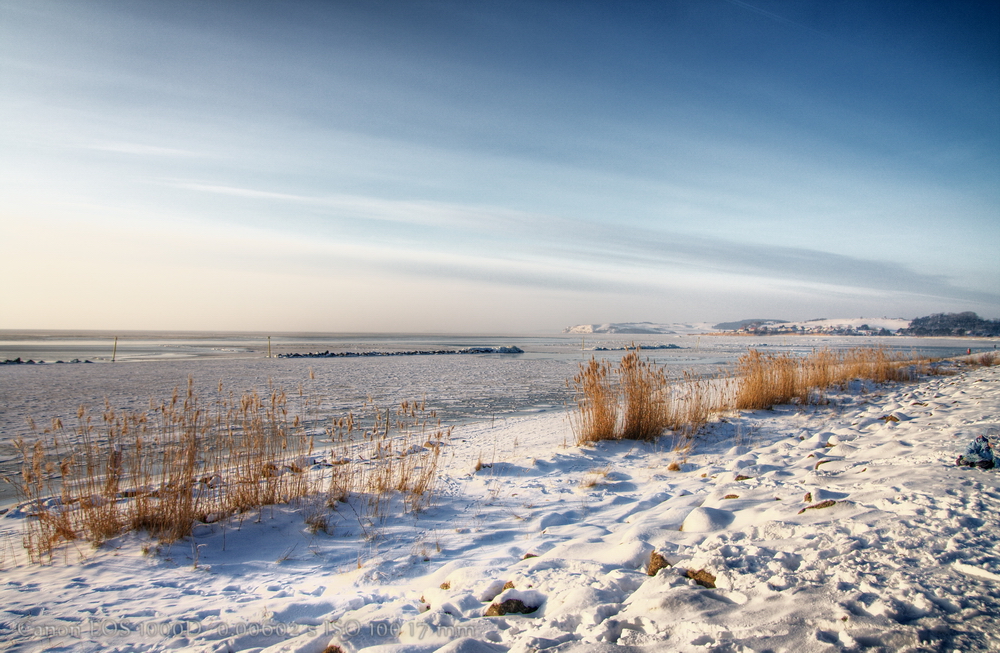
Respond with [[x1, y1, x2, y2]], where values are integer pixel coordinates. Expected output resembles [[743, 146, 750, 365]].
[[1, 0, 997, 332]]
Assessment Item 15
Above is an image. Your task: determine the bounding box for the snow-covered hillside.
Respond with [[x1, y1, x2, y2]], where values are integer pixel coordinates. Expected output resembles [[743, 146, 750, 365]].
[[563, 322, 715, 335], [563, 317, 913, 336], [759, 317, 911, 333]]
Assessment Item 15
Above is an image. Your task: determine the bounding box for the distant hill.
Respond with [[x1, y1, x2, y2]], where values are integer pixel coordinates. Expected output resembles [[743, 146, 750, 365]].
[[567, 315, 1000, 338], [712, 319, 787, 331], [707, 317, 911, 335], [900, 312, 1000, 337], [564, 318, 912, 336], [563, 322, 714, 335]]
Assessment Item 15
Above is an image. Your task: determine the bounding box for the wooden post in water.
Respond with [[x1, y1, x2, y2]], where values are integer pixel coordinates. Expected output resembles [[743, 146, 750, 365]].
[[267, 336, 271, 358], [112, 336, 118, 363]]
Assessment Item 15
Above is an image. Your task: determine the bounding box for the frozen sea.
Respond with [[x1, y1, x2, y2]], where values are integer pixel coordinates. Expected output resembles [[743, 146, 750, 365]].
[[0, 330, 990, 508]]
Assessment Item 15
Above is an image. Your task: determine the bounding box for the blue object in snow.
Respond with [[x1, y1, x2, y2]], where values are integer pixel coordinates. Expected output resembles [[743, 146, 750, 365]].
[[957, 435, 995, 468]]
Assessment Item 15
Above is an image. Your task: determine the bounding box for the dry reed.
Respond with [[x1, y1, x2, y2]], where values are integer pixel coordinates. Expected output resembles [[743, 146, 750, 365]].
[[570, 349, 725, 444], [10, 379, 448, 563], [735, 347, 917, 411], [569, 358, 618, 444], [619, 352, 670, 441], [571, 345, 945, 448], [975, 352, 997, 367]]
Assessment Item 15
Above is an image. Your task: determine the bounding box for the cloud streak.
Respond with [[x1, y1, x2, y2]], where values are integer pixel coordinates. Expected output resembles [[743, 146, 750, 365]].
[[87, 142, 206, 158], [169, 181, 997, 307]]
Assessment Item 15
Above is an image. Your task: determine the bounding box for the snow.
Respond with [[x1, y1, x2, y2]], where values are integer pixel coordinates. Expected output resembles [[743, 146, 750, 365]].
[[774, 317, 912, 332], [563, 323, 715, 335], [562, 318, 913, 335], [2, 361, 1000, 651]]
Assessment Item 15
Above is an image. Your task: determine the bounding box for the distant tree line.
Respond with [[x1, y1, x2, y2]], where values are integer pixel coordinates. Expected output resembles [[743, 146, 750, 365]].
[[901, 312, 1000, 337]]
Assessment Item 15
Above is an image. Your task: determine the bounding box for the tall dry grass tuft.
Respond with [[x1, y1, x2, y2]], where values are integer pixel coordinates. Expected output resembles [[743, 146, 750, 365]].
[[841, 346, 912, 385], [571, 348, 721, 444], [662, 371, 722, 438], [11, 437, 77, 562], [798, 348, 838, 404], [569, 345, 948, 455], [734, 350, 799, 410], [326, 399, 448, 519], [619, 351, 671, 441], [10, 377, 449, 563], [735, 346, 920, 411], [975, 352, 997, 367], [570, 358, 619, 444]]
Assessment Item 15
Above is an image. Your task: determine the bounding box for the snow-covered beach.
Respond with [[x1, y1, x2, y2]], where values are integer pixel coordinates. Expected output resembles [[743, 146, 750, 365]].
[[5, 1, 999, 650], [1, 337, 999, 652]]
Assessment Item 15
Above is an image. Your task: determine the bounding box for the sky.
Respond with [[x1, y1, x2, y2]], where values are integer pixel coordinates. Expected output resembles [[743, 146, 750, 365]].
[[1, 0, 998, 333]]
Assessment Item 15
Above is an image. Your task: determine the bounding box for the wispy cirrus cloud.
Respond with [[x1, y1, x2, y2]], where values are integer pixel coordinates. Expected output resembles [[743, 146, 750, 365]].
[[168, 181, 997, 307], [86, 142, 206, 157], [166, 181, 538, 231]]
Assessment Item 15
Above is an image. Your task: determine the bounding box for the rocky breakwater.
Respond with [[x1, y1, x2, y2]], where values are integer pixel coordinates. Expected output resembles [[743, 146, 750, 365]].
[[279, 346, 524, 359], [1, 358, 93, 365]]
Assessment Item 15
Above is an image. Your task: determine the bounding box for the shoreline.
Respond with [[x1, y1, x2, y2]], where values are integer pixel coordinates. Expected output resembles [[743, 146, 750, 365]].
[[0, 331, 994, 364]]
